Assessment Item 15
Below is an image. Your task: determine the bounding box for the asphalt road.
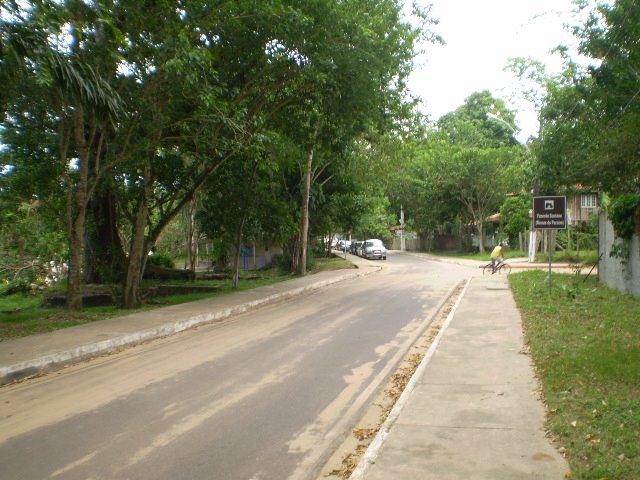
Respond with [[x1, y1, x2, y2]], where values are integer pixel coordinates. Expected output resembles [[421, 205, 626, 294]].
[[0, 254, 473, 480]]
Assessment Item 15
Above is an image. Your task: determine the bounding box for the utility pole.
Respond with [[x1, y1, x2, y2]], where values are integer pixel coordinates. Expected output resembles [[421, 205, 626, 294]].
[[400, 205, 405, 252]]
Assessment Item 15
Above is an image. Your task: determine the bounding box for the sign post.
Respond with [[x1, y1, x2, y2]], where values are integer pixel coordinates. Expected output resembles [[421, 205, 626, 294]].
[[533, 196, 567, 293]]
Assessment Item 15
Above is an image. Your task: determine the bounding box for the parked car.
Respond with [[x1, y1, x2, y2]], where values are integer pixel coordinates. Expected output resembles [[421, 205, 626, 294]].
[[362, 238, 387, 260], [350, 240, 363, 255], [337, 240, 351, 252]]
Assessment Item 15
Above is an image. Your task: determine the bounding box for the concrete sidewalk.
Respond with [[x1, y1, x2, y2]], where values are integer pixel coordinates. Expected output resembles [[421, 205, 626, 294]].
[[0, 259, 379, 385], [350, 274, 570, 479]]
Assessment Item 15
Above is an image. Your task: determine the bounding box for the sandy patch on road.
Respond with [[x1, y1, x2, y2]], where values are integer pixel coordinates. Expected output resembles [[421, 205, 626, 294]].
[[316, 281, 466, 479]]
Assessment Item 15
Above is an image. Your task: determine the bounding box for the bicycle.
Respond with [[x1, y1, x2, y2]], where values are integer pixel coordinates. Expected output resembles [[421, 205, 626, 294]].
[[481, 260, 512, 275]]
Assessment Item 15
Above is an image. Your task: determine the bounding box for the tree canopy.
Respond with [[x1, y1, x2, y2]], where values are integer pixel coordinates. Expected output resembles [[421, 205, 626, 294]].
[[1, 0, 423, 305], [538, 0, 640, 196]]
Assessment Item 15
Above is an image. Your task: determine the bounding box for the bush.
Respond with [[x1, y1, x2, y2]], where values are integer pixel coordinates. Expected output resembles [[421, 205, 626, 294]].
[[500, 193, 532, 247], [0, 278, 33, 296], [147, 250, 175, 269], [609, 194, 640, 239], [273, 250, 315, 273]]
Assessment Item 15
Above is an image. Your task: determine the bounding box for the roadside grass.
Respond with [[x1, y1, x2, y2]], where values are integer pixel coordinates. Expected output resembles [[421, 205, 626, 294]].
[[536, 249, 599, 266], [311, 256, 355, 272], [430, 249, 599, 266], [0, 256, 354, 342], [429, 250, 527, 261], [510, 270, 640, 480]]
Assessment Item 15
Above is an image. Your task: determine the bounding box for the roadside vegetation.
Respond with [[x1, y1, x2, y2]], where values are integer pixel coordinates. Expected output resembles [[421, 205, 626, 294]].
[[428, 249, 600, 266], [550, 250, 600, 266], [3, 1, 638, 322], [510, 271, 640, 480], [428, 250, 527, 262], [0, 256, 354, 342]]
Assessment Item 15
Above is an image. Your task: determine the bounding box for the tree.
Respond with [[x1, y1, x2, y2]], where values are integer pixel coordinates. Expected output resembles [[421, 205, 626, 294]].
[[438, 91, 520, 149], [436, 146, 521, 252], [197, 141, 295, 288], [2, 0, 427, 307], [265, 0, 421, 275], [414, 93, 528, 252], [499, 193, 532, 249], [1, 0, 124, 309], [539, 0, 640, 196]]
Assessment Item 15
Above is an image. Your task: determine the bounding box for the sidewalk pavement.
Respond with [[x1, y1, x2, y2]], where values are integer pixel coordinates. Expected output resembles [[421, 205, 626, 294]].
[[349, 273, 571, 479], [0, 258, 379, 386], [1, 253, 571, 479]]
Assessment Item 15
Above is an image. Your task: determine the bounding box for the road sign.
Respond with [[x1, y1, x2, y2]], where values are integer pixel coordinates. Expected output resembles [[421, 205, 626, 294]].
[[533, 196, 567, 230]]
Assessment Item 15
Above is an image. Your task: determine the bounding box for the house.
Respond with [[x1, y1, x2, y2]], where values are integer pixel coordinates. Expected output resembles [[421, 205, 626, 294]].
[[233, 243, 283, 271], [567, 191, 598, 225]]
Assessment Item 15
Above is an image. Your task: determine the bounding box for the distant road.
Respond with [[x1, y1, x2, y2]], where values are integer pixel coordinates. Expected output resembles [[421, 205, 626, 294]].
[[0, 253, 473, 480]]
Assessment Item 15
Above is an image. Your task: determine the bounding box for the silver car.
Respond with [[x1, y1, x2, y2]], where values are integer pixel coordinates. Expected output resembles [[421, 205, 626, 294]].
[[362, 239, 387, 260]]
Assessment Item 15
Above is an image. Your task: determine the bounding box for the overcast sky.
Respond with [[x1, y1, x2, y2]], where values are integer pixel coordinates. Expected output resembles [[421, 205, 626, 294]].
[[407, 0, 593, 141]]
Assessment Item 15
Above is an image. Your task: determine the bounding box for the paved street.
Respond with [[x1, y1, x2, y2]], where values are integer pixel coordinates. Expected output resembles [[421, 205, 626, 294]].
[[0, 253, 471, 480]]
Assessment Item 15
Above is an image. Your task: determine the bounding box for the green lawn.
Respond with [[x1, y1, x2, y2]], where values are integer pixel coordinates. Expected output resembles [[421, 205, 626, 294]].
[[510, 271, 640, 479], [0, 256, 355, 341], [428, 250, 528, 261], [429, 249, 599, 265]]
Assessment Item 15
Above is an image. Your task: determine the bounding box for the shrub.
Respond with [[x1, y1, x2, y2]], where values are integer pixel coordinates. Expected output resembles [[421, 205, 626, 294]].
[[608, 194, 640, 239], [147, 250, 175, 269]]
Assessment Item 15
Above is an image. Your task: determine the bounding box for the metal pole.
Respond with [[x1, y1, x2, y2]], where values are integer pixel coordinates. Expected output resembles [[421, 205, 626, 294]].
[[528, 230, 536, 262], [548, 230, 552, 294], [400, 206, 405, 252]]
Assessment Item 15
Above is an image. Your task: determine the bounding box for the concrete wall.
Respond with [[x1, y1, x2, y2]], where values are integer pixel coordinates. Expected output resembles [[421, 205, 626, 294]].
[[598, 212, 640, 296]]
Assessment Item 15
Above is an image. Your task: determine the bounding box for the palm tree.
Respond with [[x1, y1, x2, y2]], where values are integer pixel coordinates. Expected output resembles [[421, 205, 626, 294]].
[[2, 5, 123, 309]]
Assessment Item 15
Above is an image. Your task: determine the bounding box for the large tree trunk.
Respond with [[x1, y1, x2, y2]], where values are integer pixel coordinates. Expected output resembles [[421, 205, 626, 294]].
[[85, 186, 126, 284], [66, 106, 91, 310], [290, 235, 300, 273], [477, 218, 485, 253], [67, 209, 85, 310], [296, 147, 314, 276], [184, 200, 197, 270], [122, 162, 152, 308], [232, 214, 247, 289], [232, 160, 259, 287], [122, 206, 149, 308]]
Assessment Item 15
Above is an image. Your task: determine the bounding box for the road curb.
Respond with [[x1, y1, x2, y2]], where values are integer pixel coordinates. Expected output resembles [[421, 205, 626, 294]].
[[1, 266, 379, 386], [348, 276, 473, 479]]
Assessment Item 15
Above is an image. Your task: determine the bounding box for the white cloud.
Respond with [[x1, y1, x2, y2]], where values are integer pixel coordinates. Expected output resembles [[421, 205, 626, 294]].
[[408, 0, 592, 141]]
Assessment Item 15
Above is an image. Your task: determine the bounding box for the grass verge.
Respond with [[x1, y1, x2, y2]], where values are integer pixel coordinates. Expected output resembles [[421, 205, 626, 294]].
[[0, 256, 355, 342], [428, 250, 528, 262], [429, 249, 599, 266], [510, 270, 640, 479], [550, 249, 599, 265]]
